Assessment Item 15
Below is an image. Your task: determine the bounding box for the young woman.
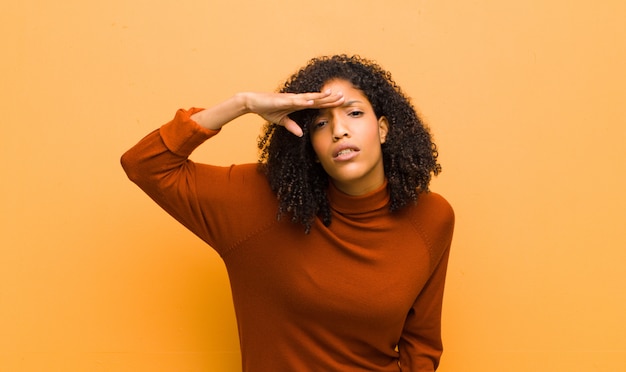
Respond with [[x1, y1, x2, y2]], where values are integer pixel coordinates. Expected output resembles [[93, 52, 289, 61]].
[[121, 55, 454, 371]]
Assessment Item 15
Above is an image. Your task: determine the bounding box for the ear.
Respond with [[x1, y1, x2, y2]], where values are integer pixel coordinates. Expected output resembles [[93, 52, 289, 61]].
[[378, 116, 389, 144]]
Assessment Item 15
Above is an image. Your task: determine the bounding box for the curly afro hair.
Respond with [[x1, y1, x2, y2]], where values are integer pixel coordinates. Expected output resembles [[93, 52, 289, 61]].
[[258, 54, 441, 233]]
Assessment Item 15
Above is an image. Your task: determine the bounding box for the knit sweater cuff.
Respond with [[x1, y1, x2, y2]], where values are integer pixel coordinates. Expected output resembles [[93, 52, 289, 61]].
[[160, 107, 220, 156]]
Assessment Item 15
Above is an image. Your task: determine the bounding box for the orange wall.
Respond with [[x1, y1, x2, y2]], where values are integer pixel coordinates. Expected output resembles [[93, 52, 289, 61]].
[[1, 1, 625, 371]]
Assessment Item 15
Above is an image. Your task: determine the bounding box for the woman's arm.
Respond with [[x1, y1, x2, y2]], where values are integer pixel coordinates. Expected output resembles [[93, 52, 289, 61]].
[[121, 90, 344, 251], [398, 246, 451, 371], [190, 90, 344, 136], [398, 193, 455, 371]]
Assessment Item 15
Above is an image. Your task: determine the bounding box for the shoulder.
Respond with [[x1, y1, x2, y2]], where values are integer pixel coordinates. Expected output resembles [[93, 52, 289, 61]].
[[416, 192, 454, 225], [225, 163, 269, 184], [402, 191, 454, 223], [191, 162, 280, 251], [190, 162, 275, 215], [403, 191, 455, 258]]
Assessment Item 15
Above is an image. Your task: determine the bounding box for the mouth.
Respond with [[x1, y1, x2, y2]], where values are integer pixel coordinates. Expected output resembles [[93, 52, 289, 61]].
[[336, 149, 355, 157], [333, 146, 360, 161]]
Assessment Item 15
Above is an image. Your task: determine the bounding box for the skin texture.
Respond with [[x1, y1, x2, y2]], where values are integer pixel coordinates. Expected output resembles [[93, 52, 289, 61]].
[[310, 79, 389, 196]]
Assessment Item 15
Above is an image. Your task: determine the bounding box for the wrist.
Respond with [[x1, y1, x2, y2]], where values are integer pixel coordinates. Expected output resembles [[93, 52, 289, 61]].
[[190, 94, 250, 131], [233, 92, 251, 115]]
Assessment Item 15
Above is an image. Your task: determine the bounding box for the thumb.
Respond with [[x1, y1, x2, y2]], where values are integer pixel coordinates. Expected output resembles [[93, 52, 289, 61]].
[[281, 117, 304, 137]]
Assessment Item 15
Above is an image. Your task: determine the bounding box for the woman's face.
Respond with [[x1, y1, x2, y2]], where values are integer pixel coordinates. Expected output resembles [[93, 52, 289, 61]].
[[310, 79, 388, 196]]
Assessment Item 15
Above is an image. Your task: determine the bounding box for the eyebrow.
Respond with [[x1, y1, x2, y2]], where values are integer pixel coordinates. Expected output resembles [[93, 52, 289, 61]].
[[342, 100, 363, 106], [315, 100, 364, 118]]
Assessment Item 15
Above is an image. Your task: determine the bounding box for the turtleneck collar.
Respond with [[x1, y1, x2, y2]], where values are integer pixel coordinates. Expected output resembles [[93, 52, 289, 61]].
[[327, 179, 390, 215]]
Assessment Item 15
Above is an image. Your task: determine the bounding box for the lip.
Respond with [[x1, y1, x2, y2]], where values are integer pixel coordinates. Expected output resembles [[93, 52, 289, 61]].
[[333, 143, 360, 161]]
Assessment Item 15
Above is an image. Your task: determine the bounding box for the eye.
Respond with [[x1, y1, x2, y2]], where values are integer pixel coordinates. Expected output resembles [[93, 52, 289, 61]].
[[313, 119, 328, 130], [348, 110, 364, 118]]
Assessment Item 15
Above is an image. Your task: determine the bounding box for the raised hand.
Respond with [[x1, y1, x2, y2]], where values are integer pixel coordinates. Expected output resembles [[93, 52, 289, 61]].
[[240, 90, 345, 136], [191, 90, 344, 137]]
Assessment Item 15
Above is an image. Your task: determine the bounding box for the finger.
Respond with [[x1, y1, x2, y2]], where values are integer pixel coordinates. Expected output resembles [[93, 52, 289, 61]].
[[290, 89, 337, 105], [281, 117, 304, 137], [277, 91, 343, 111], [296, 89, 333, 102], [316, 93, 345, 107], [309, 92, 345, 108], [287, 92, 333, 107], [293, 90, 343, 106]]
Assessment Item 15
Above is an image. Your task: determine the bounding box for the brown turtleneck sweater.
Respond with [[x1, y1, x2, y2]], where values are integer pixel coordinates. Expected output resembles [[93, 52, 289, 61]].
[[121, 108, 455, 371]]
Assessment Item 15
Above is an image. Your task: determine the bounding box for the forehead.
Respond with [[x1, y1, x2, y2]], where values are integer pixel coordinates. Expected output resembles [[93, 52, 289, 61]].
[[321, 79, 368, 100]]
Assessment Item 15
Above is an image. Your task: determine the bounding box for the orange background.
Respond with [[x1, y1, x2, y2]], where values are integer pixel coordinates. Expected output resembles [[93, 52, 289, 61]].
[[1, 1, 625, 371]]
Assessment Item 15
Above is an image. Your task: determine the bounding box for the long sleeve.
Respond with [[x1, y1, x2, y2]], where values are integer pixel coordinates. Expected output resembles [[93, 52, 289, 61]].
[[398, 193, 455, 371], [120, 108, 278, 255], [120, 107, 216, 241], [121, 109, 456, 371]]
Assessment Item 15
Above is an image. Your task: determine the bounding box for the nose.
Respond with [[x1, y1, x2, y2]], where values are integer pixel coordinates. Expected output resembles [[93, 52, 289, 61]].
[[331, 115, 350, 141]]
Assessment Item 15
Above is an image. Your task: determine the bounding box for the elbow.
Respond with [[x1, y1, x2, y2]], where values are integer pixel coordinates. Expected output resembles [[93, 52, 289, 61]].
[[120, 150, 142, 184]]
